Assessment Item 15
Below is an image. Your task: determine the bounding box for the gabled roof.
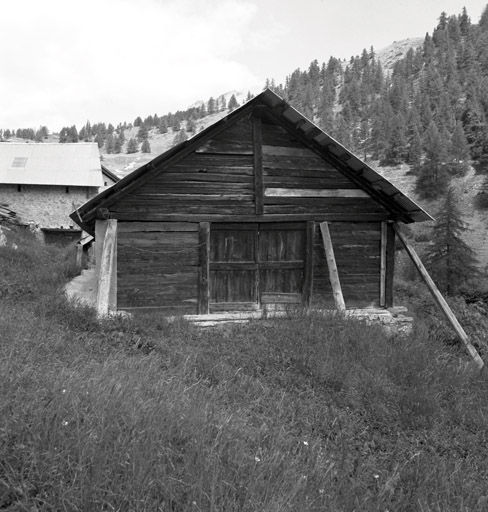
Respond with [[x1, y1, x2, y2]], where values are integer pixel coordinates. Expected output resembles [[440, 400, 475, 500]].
[[0, 142, 103, 187], [70, 89, 432, 233]]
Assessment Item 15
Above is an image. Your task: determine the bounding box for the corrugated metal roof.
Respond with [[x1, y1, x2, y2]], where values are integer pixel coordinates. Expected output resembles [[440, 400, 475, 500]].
[[0, 143, 103, 187]]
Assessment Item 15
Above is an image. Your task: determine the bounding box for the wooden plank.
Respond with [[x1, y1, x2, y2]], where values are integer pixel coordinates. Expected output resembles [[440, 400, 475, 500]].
[[393, 223, 484, 370], [76, 243, 83, 269], [303, 221, 315, 308], [263, 205, 387, 215], [171, 154, 254, 168], [210, 262, 258, 271], [118, 222, 199, 233], [195, 139, 254, 154], [97, 219, 117, 318], [261, 292, 302, 304], [262, 145, 318, 157], [320, 222, 346, 311], [253, 116, 264, 215], [264, 178, 359, 189], [137, 182, 255, 193], [212, 118, 252, 142], [385, 222, 396, 308], [111, 212, 391, 223], [264, 188, 370, 198], [209, 302, 260, 312], [263, 155, 339, 172], [147, 172, 253, 183], [198, 222, 210, 315], [119, 193, 254, 202], [263, 168, 345, 179], [380, 222, 387, 307]]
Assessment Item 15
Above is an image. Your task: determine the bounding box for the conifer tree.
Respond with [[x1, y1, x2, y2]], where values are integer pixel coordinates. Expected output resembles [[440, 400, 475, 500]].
[[228, 94, 239, 112], [173, 128, 188, 146], [137, 124, 149, 141], [424, 187, 479, 295], [126, 138, 138, 154], [94, 133, 104, 148], [114, 136, 122, 154], [207, 97, 216, 115], [105, 134, 115, 154], [141, 139, 151, 153], [159, 118, 168, 134], [407, 125, 422, 174], [449, 122, 470, 173], [186, 118, 196, 132], [416, 121, 449, 198]]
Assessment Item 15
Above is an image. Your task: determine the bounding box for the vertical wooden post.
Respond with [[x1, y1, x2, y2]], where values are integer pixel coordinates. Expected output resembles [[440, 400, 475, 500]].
[[385, 222, 396, 308], [76, 242, 83, 270], [380, 222, 387, 307], [320, 222, 346, 311], [303, 221, 315, 308], [96, 219, 117, 318], [252, 115, 264, 215], [393, 223, 484, 370], [198, 222, 210, 315]]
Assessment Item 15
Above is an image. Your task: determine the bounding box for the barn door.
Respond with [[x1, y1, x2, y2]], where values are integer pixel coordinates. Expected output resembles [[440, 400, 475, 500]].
[[209, 224, 259, 311], [209, 222, 306, 312], [258, 223, 305, 306]]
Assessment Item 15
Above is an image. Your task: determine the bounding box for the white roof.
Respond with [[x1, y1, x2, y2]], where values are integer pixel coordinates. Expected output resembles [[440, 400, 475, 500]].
[[0, 143, 103, 187]]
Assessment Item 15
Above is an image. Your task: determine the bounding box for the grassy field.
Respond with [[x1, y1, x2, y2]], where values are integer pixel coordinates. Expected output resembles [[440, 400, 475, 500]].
[[2, 226, 488, 511]]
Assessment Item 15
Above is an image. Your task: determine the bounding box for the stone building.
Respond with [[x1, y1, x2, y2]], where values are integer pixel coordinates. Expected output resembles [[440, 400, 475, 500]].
[[0, 142, 104, 244]]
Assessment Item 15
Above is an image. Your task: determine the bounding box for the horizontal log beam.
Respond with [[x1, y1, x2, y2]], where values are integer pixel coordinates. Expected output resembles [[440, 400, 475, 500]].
[[265, 188, 370, 198]]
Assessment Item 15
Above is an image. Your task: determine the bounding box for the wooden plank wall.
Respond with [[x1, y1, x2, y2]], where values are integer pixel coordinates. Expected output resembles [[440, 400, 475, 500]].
[[117, 222, 199, 313], [261, 120, 388, 217], [313, 222, 382, 308], [111, 118, 255, 219]]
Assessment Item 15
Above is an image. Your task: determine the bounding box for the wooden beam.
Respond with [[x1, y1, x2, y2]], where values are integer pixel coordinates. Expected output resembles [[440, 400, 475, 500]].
[[380, 222, 387, 307], [96, 219, 117, 318], [264, 188, 370, 198], [385, 222, 396, 308], [76, 243, 83, 270], [253, 115, 264, 215], [303, 221, 315, 308], [319, 222, 346, 311], [111, 213, 391, 223], [393, 223, 484, 370], [198, 222, 210, 315]]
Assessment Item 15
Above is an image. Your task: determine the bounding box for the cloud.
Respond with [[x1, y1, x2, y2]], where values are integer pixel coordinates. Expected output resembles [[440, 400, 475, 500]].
[[0, 0, 264, 131]]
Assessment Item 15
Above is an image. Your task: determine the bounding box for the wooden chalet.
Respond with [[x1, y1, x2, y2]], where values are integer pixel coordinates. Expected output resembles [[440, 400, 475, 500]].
[[70, 89, 433, 317]]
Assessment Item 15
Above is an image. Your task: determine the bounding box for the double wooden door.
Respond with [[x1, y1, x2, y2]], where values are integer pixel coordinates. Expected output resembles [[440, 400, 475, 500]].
[[209, 222, 306, 310]]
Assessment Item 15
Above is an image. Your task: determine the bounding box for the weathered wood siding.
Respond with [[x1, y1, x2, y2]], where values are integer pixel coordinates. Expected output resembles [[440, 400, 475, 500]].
[[111, 119, 255, 219], [261, 120, 389, 217], [117, 222, 199, 312], [313, 222, 382, 308], [109, 111, 391, 313]]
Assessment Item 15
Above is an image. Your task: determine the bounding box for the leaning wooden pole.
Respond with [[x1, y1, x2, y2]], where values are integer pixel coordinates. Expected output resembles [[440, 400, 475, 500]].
[[320, 222, 346, 311], [393, 223, 484, 370]]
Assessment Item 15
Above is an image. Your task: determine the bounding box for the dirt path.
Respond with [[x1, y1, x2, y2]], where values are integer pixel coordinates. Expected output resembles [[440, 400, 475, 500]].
[[65, 267, 97, 307]]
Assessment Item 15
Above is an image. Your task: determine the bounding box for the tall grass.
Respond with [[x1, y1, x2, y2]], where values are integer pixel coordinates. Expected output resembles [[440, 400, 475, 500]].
[[2, 226, 488, 511]]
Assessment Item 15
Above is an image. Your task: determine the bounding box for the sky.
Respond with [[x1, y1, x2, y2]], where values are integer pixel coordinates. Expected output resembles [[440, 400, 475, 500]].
[[1, 0, 487, 132]]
